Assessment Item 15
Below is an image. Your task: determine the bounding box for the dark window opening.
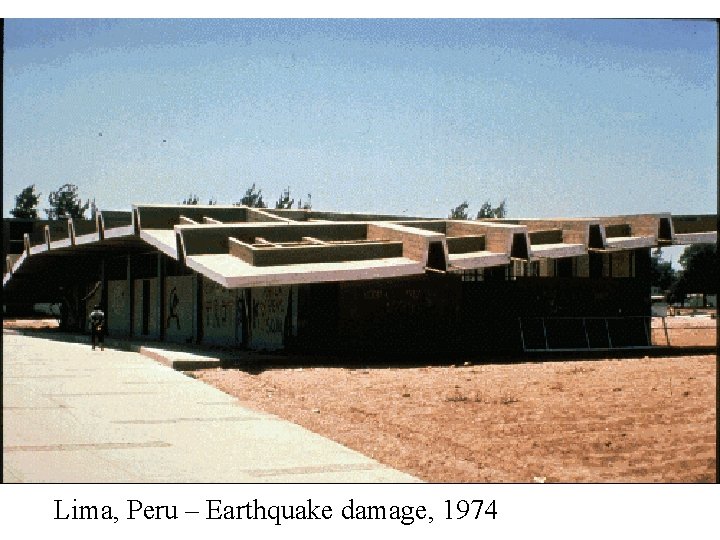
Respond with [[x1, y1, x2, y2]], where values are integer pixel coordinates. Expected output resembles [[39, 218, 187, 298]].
[[426, 242, 447, 271], [511, 233, 529, 260], [658, 218, 672, 241], [589, 225, 604, 249], [557, 257, 573, 277], [589, 252, 603, 278]]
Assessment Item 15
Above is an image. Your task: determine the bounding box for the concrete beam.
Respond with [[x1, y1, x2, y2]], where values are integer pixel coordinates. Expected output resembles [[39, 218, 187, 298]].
[[254, 237, 277, 246], [140, 229, 178, 258], [497, 218, 597, 248], [246, 208, 293, 223], [229, 238, 404, 267], [367, 222, 446, 267], [133, 204, 249, 230], [302, 237, 328, 245], [446, 235, 486, 254], [448, 251, 510, 269], [530, 243, 587, 260], [604, 236, 657, 250], [447, 220, 523, 256], [596, 214, 664, 243], [671, 215, 717, 235], [673, 232, 717, 245], [178, 222, 369, 257]]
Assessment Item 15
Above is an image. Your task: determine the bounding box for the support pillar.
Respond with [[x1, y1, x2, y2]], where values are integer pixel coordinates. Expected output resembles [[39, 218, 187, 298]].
[[127, 255, 134, 338], [158, 253, 166, 341], [195, 274, 204, 344], [100, 257, 107, 326]]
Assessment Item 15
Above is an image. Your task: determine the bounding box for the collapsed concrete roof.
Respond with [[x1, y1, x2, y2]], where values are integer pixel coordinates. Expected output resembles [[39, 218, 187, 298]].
[[4, 205, 717, 293]]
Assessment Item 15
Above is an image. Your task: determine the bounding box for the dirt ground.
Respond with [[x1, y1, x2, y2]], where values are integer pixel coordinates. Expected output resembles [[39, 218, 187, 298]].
[[2, 318, 59, 330], [194, 353, 716, 483], [651, 315, 716, 347], [4, 316, 716, 482]]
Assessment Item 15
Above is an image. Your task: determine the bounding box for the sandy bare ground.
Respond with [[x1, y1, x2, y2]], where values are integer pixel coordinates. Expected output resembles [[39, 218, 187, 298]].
[[4, 317, 716, 482], [651, 315, 716, 347], [193, 353, 715, 483], [2, 318, 59, 330]]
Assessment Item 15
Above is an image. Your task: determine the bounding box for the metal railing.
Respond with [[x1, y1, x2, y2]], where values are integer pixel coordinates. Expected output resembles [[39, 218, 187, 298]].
[[519, 315, 653, 352]]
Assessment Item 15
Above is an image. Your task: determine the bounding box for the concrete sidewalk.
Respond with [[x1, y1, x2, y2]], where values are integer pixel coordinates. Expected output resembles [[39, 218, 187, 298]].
[[2, 332, 419, 483]]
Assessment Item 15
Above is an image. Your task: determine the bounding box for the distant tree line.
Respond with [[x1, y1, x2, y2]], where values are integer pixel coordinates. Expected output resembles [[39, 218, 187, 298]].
[[182, 184, 312, 210], [11, 183, 91, 220], [449, 199, 507, 220]]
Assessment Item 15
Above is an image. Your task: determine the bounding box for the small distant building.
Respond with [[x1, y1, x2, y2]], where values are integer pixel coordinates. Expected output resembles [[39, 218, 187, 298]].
[[3, 207, 716, 357]]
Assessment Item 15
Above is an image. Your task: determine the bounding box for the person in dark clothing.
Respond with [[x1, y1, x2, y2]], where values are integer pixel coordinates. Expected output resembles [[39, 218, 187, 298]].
[[89, 304, 105, 351]]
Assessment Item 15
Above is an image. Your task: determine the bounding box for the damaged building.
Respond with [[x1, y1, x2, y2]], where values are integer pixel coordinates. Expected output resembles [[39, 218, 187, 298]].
[[3, 205, 717, 357]]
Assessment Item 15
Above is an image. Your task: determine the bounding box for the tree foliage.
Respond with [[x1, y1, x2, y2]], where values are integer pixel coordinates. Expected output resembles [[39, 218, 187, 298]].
[[449, 201, 470, 220], [297, 193, 312, 210], [46, 183, 90, 220], [650, 248, 676, 291], [10, 184, 41, 219], [670, 244, 717, 302], [237, 184, 267, 208], [275, 186, 295, 209], [182, 195, 216, 205], [450, 199, 507, 220], [476, 199, 507, 219]]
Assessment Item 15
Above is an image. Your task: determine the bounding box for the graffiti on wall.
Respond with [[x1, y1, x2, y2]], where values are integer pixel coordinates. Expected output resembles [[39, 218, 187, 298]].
[[164, 276, 193, 342], [167, 286, 181, 330], [204, 296, 234, 329], [202, 278, 237, 345], [235, 290, 249, 345], [249, 286, 290, 351]]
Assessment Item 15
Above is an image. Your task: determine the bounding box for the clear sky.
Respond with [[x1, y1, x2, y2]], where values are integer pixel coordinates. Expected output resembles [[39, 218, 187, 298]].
[[3, 19, 717, 222]]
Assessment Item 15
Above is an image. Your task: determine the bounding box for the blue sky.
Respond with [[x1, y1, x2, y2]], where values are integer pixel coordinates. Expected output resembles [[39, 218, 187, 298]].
[[3, 19, 717, 223]]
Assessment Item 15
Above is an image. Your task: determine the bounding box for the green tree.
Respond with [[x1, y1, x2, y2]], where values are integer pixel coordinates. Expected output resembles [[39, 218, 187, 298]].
[[46, 183, 90, 220], [650, 248, 676, 292], [10, 184, 41, 219], [449, 201, 470, 220], [476, 199, 507, 219], [297, 193, 312, 210], [275, 186, 295, 209], [237, 184, 266, 208], [670, 244, 717, 306]]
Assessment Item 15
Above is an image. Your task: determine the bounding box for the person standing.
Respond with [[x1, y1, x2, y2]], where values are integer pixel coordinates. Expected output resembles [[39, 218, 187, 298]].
[[89, 304, 105, 351]]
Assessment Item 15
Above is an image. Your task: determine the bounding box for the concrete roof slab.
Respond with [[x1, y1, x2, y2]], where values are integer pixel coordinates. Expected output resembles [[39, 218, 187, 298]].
[[186, 253, 424, 288], [605, 236, 656, 250], [448, 251, 510, 269], [530, 243, 586, 259], [673, 232, 717, 245], [140, 229, 178, 258]]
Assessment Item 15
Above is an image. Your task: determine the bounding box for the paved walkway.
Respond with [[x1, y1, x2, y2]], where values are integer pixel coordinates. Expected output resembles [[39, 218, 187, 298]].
[[3, 332, 419, 483]]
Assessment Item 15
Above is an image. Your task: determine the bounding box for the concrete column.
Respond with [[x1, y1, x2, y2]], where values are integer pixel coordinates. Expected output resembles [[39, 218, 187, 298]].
[[127, 255, 134, 338], [192, 275, 197, 343], [100, 258, 108, 318], [194, 274, 204, 344], [158, 253, 165, 341]]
